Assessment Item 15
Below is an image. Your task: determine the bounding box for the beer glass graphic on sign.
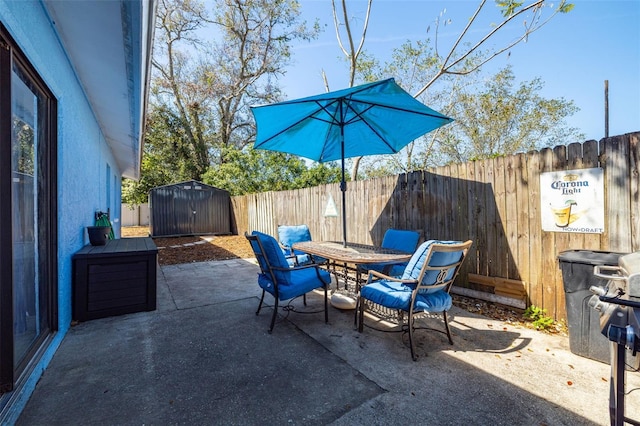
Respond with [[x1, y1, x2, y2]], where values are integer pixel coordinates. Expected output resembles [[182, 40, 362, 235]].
[[550, 200, 576, 228]]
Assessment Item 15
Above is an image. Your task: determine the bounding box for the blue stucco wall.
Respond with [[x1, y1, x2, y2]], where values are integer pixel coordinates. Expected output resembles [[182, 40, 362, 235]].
[[0, 2, 122, 421]]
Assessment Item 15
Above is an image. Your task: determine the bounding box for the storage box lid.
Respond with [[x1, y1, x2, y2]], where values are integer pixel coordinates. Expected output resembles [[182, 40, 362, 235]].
[[557, 250, 627, 266]]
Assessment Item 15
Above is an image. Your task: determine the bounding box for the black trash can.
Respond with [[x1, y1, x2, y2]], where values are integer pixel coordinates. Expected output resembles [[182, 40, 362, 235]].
[[557, 250, 627, 363]]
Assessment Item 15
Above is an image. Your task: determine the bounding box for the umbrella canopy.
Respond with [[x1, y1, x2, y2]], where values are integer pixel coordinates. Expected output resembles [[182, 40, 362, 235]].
[[251, 78, 453, 246]]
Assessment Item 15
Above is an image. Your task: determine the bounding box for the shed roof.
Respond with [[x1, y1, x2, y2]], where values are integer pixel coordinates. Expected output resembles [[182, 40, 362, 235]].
[[150, 180, 230, 194]]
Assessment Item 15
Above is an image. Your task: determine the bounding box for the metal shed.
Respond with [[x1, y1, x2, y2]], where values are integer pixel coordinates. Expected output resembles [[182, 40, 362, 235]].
[[149, 180, 231, 237]]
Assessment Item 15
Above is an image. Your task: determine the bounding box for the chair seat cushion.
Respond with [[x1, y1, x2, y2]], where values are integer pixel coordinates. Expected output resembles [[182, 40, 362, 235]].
[[360, 280, 452, 312], [259, 267, 330, 301]]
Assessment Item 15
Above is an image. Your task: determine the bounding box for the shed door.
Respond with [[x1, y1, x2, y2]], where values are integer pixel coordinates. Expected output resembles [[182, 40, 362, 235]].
[[189, 187, 207, 234]]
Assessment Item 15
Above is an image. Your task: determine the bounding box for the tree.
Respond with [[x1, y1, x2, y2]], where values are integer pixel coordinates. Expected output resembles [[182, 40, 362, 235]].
[[152, 0, 215, 180], [329, 0, 373, 180], [414, 0, 574, 97], [151, 0, 318, 181], [328, 0, 574, 179], [122, 107, 196, 204], [442, 66, 584, 162]]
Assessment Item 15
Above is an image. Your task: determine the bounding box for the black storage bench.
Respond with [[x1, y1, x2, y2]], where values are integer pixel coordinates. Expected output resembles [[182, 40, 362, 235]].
[[73, 237, 158, 322]]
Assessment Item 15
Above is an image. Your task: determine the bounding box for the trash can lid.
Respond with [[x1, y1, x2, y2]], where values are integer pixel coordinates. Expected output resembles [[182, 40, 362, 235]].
[[557, 249, 628, 266]]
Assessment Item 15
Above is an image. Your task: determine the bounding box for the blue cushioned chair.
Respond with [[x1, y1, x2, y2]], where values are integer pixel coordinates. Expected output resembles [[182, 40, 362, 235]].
[[277, 224, 326, 266], [357, 239, 472, 360], [357, 229, 421, 277], [246, 231, 331, 333]]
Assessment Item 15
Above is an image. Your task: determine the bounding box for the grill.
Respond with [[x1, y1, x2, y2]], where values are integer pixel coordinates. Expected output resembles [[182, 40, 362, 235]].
[[590, 251, 640, 426]]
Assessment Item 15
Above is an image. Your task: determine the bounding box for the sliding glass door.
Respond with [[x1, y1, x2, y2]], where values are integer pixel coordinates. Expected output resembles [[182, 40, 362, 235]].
[[0, 25, 57, 393]]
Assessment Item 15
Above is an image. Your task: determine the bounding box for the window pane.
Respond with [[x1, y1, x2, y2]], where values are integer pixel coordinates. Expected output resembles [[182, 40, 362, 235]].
[[11, 64, 41, 367]]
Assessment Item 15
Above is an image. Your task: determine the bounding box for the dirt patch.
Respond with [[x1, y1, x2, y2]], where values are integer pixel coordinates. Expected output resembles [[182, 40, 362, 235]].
[[120, 226, 253, 265], [153, 235, 255, 265]]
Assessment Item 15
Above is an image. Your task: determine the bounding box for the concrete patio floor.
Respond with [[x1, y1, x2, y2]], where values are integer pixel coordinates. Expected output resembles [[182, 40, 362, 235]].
[[17, 258, 640, 425]]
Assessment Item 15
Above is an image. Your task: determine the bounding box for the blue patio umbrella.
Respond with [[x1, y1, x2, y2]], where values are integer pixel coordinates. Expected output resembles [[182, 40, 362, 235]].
[[251, 78, 453, 246]]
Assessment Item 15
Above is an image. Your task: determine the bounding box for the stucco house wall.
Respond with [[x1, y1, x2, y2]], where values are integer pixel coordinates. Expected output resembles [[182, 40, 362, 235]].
[[0, 1, 153, 422]]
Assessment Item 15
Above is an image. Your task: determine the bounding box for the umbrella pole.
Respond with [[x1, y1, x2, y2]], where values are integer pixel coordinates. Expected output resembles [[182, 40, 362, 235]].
[[341, 158, 347, 247], [340, 121, 347, 247]]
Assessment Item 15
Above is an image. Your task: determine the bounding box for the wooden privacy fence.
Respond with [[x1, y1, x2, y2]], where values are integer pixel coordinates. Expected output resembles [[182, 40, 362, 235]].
[[231, 132, 639, 320]]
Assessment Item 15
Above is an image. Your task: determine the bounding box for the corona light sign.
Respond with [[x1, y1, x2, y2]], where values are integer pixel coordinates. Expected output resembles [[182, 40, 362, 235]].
[[540, 168, 604, 233]]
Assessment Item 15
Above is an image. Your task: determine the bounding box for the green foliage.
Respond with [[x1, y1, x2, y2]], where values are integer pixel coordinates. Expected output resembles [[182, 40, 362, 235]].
[[122, 106, 201, 205], [558, 1, 575, 14], [201, 146, 343, 196], [496, 1, 574, 17], [297, 162, 346, 189], [523, 305, 555, 330], [496, 1, 524, 17]]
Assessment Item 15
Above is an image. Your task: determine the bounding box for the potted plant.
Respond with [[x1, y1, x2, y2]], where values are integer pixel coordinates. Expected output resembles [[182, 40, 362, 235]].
[[86, 226, 111, 246]]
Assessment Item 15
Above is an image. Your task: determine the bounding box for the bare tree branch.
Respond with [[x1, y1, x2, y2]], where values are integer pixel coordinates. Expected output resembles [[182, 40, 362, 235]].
[[414, 0, 566, 97]]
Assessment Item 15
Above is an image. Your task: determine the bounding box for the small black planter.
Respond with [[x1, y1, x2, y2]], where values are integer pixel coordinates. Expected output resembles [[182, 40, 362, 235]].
[[87, 226, 111, 246]]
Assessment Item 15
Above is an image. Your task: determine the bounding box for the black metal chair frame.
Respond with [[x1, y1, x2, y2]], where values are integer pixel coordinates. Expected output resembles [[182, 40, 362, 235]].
[[246, 233, 330, 333], [357, 240, 472, 361]]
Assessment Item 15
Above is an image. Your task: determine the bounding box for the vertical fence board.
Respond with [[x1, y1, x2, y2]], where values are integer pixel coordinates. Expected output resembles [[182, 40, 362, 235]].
[[605, 134, 632, 252], [527, 150, 542, 308], [566, 142, 586, 250], [504, 155, 519, 280], [552, 145, 569, 320], [475, 161, 488, 276], [456, 163, 471, 281], [539, 148, 556, 313], [451, 165, 462, 241], [465, 161, 479, 274], [433, 168, 443, 239], [484, 159, 498, 277], [631, 134, 640, 251], [450, 166, 459, 240], [361, 177, 373, 244], [440, 166, 452, 239], [426, 169, 437, 238], [580, 140, 602, 250], [408, 171, 424, 238], [493, 157, 509, 279], [515, 153, 530, 285], [440, 166, 450, 236]]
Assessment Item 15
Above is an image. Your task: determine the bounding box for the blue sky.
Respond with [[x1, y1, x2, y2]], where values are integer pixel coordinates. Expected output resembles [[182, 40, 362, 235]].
[[280, 0, 640, 142]]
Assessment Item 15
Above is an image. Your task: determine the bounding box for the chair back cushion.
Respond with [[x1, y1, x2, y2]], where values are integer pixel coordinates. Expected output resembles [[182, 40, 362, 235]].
[[251, 231, 291, 285], [378, 229, 421, 276], [247, 234, 269, 272], [278, 224, 312, 249], [401, 240, 465, 285], [381, 229, 420, 253]]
